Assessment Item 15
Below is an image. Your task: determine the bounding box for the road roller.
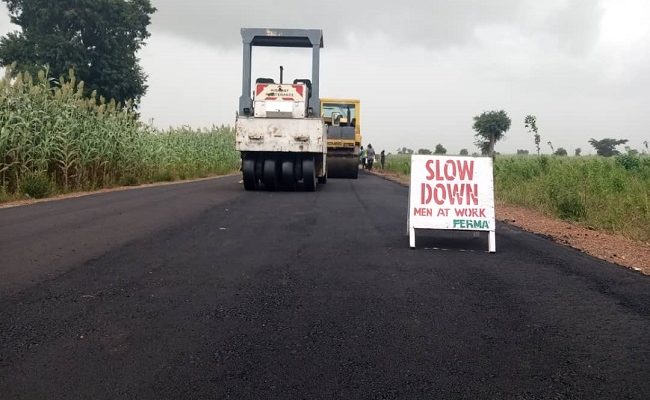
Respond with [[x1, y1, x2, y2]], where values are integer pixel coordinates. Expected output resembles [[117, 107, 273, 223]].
[[321, 99, 362, 179], [235, 28, 327, 191]]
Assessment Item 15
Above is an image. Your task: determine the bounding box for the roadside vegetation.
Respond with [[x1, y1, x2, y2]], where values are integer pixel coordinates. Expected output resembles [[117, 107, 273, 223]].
[[382, 153, 650, 242], [0, 67, 240, 203]]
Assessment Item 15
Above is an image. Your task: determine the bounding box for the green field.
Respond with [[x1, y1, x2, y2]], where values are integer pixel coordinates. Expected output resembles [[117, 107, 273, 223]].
[[1, 68, 240, 202], [384, 154, 650, 242]]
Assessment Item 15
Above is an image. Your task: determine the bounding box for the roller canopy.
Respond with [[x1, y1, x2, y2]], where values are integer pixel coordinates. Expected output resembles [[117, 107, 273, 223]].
[[239, 28, 324, 116], [241, 28, 323, 48]]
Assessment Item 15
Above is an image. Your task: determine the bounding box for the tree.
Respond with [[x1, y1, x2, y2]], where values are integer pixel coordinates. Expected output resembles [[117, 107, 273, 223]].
[[474, 139, 491, 156], [459, 148, 469, 156], [644, 141, 648, 154], [588, 138, 628, 157], [574, 148, 581, 156], [554, 147, 567, 156], [397, 147, 413, 155], [516, 149, 529, 155], [524, 115, 541, 156], [0, 0, 156, 105], [434, 144, 447, 155], [472, 110, 511, 158], [417, 148, 432, 155], [624, 146, 639, 156]]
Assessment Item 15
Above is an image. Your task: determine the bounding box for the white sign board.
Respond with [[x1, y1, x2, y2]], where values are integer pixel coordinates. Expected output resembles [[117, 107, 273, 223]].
[[407, 155, 496, 252]]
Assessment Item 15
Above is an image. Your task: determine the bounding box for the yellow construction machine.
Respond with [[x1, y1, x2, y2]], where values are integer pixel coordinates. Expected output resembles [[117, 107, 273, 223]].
[[320, 98, 361, 179]]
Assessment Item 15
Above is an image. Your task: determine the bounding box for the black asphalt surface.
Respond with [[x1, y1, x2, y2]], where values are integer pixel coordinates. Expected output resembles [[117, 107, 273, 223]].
[[1, 173, 649, 399]]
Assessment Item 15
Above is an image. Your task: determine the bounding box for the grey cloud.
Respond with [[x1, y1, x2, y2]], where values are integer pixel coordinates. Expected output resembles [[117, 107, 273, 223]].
[[151, 0, 604, 52], [543, 0, 606, 55]]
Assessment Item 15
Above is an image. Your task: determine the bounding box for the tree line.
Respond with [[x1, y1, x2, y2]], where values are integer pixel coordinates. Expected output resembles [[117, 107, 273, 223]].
[[396, 111, 646, 157]]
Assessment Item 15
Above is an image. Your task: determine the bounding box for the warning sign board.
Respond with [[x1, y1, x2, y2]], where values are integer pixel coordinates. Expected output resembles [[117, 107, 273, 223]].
[[407, 155, 496, 252]]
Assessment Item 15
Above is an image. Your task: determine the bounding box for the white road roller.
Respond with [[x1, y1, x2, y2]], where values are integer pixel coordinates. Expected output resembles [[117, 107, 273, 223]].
[[235, 28, 327, 191]]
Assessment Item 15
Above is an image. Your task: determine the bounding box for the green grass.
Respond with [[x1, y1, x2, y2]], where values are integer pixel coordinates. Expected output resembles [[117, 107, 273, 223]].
[[1, 67, 240, 201], [383, 154, 650, 242], [384, 154, 411, 176]]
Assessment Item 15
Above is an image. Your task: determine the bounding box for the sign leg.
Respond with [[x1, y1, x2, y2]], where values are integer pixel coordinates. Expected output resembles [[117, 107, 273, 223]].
[[406, 190, 411, 236], [406, 211, 410, 236], [488, 231, 496, 253], [409, 227, 416, 248]]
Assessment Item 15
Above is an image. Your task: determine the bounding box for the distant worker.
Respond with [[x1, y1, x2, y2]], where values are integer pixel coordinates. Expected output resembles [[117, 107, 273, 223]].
[[380, 150, 385, 170], [360, 146, 367, 169], [366, 144, 376, 170]]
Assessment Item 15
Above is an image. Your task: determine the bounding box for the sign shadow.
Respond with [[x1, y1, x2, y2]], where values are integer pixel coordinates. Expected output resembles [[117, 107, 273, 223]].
[[411, 229, 489, 252]]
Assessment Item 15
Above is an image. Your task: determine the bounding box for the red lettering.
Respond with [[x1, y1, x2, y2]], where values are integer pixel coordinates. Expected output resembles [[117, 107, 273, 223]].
[[444, 160, 456, 180], [425, 160, 445, 181], [414, 208, 433, 216], [433, 183, 446, 205], [457, 160, 474, 180], [466, 184, 479, 206], [425, 160, 435, 180], [421, 183, 432, 204], [454, 207, 486, 216], [426, 159, 475, 182], [426, 184, 480, 206], [447, 184, 462, 205]]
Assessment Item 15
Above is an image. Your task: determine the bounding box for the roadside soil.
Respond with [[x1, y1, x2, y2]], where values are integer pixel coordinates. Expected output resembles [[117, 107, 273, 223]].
[[370, 169, 650, 275]]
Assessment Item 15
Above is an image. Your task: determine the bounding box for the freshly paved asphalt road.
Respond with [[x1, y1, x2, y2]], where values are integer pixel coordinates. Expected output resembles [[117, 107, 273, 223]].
[[1, 173, 649, 399]]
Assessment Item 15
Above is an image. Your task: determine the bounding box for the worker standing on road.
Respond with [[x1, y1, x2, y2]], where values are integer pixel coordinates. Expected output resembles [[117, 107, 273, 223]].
[[366, 144, 376, 170], [380, 150, 385, 169], [360, 146, 367, 169]]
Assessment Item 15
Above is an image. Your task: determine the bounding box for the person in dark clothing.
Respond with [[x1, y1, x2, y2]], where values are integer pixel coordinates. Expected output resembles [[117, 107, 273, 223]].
[[380, 150, 386, 169]]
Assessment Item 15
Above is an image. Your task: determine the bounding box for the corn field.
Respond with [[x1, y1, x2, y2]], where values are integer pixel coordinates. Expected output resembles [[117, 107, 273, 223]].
[[0, 67, 240, 201]]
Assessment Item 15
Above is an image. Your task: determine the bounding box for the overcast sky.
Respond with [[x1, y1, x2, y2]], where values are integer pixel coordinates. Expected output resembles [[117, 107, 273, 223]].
[[2, 0, 649, 154]]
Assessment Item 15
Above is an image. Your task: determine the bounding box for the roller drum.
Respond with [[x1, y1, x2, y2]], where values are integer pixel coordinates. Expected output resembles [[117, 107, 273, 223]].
[[326, 157, 359, 179]]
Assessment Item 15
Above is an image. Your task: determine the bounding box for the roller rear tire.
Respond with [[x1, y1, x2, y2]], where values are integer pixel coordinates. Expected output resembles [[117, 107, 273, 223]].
[[281, 160, 296, 190], [263, 159, 279, 190], [302, 157, 316, 192], [243, 156, 257, 190]]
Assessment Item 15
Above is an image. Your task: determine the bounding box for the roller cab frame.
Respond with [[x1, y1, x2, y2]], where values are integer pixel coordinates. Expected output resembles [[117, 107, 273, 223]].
[[235, 28, 327, 191]]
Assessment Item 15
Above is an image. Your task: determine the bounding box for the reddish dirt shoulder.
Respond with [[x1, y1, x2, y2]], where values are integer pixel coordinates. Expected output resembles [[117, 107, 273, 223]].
[[370, 169, 650, 275]]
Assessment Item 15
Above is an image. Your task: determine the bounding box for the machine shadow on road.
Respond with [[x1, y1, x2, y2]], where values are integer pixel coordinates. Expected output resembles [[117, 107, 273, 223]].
[[412, 229, 490, 252]]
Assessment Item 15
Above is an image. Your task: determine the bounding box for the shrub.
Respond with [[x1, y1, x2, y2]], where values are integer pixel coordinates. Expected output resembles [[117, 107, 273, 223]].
[[556, 195, 586, 221], [21, 173, 51, 198], [119, 174, 139, 187], [615, 154, 641, 170]]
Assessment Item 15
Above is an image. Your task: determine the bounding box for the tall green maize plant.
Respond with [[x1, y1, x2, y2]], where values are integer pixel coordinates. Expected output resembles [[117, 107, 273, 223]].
[[1, 66, 239, 199]]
